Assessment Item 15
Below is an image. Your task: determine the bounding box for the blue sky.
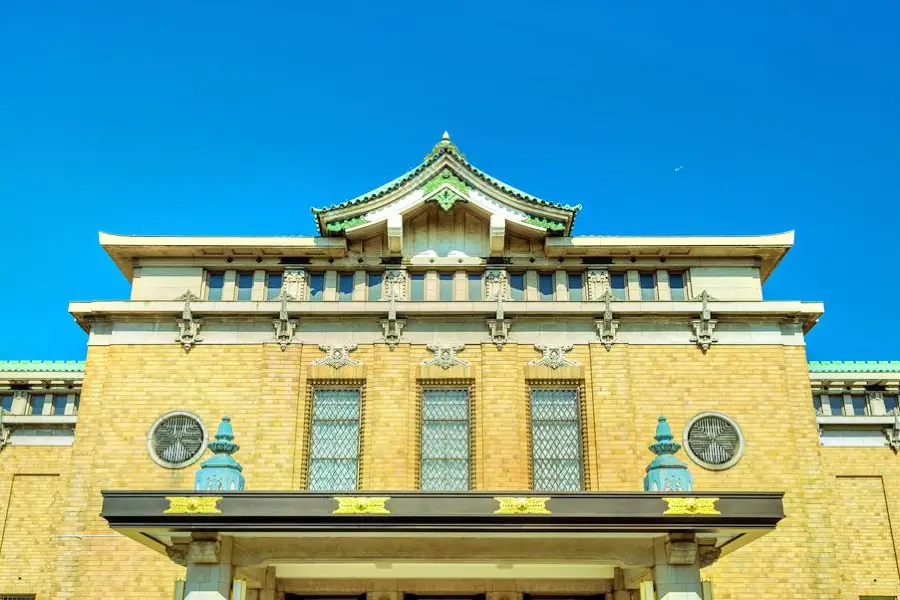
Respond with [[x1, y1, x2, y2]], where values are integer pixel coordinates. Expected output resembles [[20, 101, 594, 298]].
[[1, 1, 897, 360]]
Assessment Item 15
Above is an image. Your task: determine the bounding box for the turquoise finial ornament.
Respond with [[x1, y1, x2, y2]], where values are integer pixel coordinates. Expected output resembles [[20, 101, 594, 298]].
[[643, 415, 694, 492], [194, 416, 245, 491]]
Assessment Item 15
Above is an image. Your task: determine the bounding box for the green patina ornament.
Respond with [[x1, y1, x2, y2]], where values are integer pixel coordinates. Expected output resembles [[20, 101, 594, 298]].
[[523, 215, 567, 231], [424, 130, 467, 161], [324, 215, 369, 232], [421, 167, 469, 211]]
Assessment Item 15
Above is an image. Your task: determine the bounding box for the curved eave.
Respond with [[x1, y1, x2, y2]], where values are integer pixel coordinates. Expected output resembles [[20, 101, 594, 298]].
[[545, 231, 795, 282], [313, 149, 579, 236], [99, 232, 347, 281]]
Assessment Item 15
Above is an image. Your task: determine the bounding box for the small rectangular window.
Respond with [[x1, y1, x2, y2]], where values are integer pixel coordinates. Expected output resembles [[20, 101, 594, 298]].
[[410, 273, 425, 301], [567, 273, 583, 301], [338, 273, 355, 301], [538, 273, 554, 301], [530, 388, 583, 491], [885, 395, 899, 414], [639, 272, 657, 301], [73, 394, 80, 415], [829, 395, 845, 416], [439, 273, 454, 301], [669, 272, 685, 301], [266, 272, 283, 300], [367, 272, 383, 301], [29, 395, 46, 416], [309, 273, 325, 302], [509, 273, 525, 301], [206, 272, 224, 301], [52, 395, 68, 416], [610, 273, 627, 300], [236, 272, 254, 301], [420, 388, 470, 491], [851, 394, 867, 416], [0, 394, 13, 414], [307, 388, 362, 491], [468, 273, 483, 301], [813, 395, 823, 415]]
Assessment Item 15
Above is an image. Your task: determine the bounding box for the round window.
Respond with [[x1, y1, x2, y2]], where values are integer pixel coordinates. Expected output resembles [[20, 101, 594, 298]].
[[683, 412, 744, 471], [147, 411, 208, 469]]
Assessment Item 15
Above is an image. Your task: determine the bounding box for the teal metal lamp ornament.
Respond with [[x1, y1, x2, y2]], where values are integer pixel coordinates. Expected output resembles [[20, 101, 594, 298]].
[[194, 416, 245, 491], [643, 415, 694, 492]]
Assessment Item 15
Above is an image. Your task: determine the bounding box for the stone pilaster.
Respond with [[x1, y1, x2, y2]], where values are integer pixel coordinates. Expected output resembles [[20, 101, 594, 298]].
[[651, 534, 702, 600], [184, 536, 233, 600]]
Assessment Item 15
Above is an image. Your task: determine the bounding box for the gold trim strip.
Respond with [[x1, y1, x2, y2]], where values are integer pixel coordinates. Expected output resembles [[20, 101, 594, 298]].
[[493, 496, 552, 514], [332, 496, 391, 514], [164, 496, 222, 514], [662, 497, 720, 515]]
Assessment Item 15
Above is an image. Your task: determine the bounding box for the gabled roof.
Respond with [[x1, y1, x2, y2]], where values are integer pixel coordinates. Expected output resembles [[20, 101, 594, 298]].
[[809, 361, 900, 374], [311, 132, 581, 236], [0, 360, 85, 373]]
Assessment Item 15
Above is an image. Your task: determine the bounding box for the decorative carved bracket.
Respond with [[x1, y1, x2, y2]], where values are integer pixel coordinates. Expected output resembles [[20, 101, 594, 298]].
[[885, 414, 900, 453], [175, 291, 203, 352], [530, 344, 578, 369], [422, 344, 469, 369], [593, 290, 620, 351], [690, 290, 718, 352], [381, 297, 406, 350], [486, 294, 512, 350], [272, 291, 298, 351], [313, 344, 361, 369]]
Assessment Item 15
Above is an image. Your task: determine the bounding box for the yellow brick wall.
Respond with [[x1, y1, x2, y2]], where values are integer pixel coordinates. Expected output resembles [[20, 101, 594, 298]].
[[6, 341, 898, 599]]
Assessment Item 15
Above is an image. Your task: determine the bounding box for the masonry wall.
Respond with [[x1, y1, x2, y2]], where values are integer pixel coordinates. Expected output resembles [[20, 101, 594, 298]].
[[5, 342, 896, 599]]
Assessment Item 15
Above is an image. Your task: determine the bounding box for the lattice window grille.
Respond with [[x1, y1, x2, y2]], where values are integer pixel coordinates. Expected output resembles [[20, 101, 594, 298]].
[[529, 387, 584, 491], [307, 387, 362, 491], [684, 412, 744, 470], [419, 387, 471, 491], [148, 411, 207, 469]]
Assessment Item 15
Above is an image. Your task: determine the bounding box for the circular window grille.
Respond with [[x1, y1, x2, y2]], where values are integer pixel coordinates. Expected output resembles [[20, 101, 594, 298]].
[[683, 412, 744, 471], [147, 411, 208, 469]]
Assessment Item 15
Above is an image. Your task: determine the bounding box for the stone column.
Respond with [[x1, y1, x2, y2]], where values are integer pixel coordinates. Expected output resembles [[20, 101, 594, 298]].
[[222, 270, 237, 301], [651, 534, 702, 600], [251, 270, 266, 301], [626, 270, 640, 301], [184, 537, 234, 600]]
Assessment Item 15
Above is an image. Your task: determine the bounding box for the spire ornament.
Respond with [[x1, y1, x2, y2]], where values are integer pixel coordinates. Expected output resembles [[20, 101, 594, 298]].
[[425, 131, 467, 161], [194, 416, 245, 492], [643, 416, 694, 492]]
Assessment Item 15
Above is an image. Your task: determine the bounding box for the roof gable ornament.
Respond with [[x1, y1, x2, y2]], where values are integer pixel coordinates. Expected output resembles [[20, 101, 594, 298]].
[[425, 131, 467, 162], [420, 167, 469, 211], [643, 416, 694, 492]]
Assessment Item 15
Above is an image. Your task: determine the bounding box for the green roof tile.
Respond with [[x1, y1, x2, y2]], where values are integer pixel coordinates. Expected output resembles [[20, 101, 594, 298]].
[[0, 360, 85, 372], [809, 361, 900, 373]]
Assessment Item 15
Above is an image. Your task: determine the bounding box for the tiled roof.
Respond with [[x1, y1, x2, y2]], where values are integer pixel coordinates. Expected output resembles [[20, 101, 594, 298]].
[[311, 134, 580, 233], [809, 361, 900, 373], [0, 360, 85, 372]]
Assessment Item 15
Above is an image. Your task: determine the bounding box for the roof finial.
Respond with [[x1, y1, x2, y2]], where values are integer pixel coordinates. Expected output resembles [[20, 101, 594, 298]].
[[642, 415, 694, 492], [442, 130, 451, 141], [426, 131, 465, 162]]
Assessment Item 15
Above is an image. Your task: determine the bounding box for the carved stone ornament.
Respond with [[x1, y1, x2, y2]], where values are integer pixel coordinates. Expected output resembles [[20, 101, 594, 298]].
[[585, 269, 611, 301], [698, 544, 722, 568], [332, 496, 391, 514], [886, 414, 900, 453], [165, 545, 188, 567], [486, 294, 512, 349], [164, 496, 222, 515], [531, 344, 578, 369], [493, 496, 552, 515], [594, 291, 620, 351], [690, 290, 718, 352], [282, 269, 309, 300], [665, 536, 698, 566], [422, 344, 469, 369], [662, 497, 721, 516], [175, 291, 203, 352], [271, 291, 298, 351], [384, 269, 408, 301], [485, 269, 510, 301], [381, 298, 407, 350], [313, 344, 361, 369]]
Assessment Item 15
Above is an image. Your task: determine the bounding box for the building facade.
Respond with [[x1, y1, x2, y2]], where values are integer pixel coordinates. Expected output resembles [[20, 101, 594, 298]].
[[1, 134, 898, 600]]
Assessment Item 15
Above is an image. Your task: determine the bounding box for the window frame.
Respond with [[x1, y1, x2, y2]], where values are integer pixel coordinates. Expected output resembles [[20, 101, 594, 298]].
[[417, 385, 473, 491], [206, 271, 225, 301], [305, 385, 365, 492], [236, 271, 254, 301], [610, 272, 627, 300], [337, 272, 355, 301], [567, 272, 584, 301], [308, 272, 326, 302], [527, 384, 587, 492], [266, 272, 283, 300], [668, 271, 687, 301], [409, 272, 426, 302], [367, 271, 383, 301], [509, 272, 526, 301], [467, 272, 483, 301], [639, 271, 657, 301]]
